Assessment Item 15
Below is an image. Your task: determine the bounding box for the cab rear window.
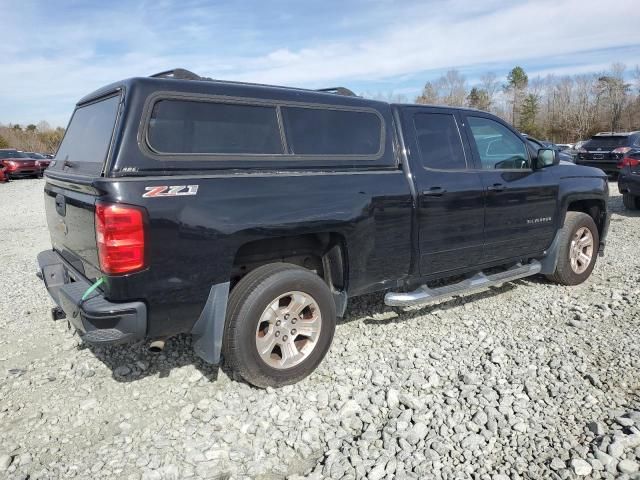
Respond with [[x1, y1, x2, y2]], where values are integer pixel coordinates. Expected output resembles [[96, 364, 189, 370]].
[[53, 94, 121, 176]]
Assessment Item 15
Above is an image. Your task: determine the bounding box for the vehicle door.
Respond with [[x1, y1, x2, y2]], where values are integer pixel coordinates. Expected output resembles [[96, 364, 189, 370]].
[[400, 106, 485, 275], [460, 113, 559, 263]]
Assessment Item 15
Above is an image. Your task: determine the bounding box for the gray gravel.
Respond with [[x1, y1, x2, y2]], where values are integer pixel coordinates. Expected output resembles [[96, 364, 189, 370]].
[[1, 178, 639, 480]]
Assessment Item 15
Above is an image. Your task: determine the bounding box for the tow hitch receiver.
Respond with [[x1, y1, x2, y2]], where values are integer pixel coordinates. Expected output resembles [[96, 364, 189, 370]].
[[51, 306, 66, 321]]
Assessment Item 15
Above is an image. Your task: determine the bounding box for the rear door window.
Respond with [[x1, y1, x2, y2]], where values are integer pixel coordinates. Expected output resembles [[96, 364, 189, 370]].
[[281, 106, 382, 156], [412, 112, 467, 170], [147, 100, 283, 155], [53, 94, 121, 176]]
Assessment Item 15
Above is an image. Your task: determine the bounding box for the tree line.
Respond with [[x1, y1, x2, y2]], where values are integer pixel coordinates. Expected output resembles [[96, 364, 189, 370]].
[[414, 63, 640, 143], [0, 122, 65, 154], [3, 62, 639, 152]]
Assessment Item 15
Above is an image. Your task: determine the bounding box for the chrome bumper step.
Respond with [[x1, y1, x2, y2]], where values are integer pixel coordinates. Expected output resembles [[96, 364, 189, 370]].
[[384, 260, 541, 307]]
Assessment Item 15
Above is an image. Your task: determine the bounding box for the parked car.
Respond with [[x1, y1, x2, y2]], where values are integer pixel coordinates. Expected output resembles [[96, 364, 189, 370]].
[[560, 140, 587, 161], [576, 132, 640, 175], [556, 143, 574, 151], [37, 69, 610, 388], [618, 152, 640, 210], [25, 152, 52, 176], [0, 149, 39, 178]]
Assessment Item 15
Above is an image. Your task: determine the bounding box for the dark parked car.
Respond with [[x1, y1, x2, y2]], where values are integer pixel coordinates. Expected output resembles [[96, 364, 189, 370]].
[[576, 132, 640, 174], [0, 149, 39, 178], [618, 152, 640, 210], [37, 69, 610, 387], [25, 152, 52, 175]]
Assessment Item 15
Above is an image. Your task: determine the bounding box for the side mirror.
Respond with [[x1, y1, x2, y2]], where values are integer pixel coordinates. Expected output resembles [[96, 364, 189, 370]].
[[535, 148, 558, 169]]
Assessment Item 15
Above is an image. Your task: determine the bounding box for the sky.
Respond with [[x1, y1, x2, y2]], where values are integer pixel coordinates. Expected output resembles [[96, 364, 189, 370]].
[[2, 0, 640, 127]]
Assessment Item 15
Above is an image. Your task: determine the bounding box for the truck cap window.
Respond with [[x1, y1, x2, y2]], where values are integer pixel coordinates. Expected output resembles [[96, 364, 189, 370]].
[[54, 94, 120, 175], [148, 100, 283, 155], [468, 116, 529, 170], [413, 113, 466, 170], [281, 106, 382, 156]]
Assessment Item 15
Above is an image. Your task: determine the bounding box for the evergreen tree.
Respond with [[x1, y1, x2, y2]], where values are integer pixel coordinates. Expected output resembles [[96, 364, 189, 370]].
[[518, 93, 540, 136], [505, 66, 529, 124], [467, 87, 491, 111]]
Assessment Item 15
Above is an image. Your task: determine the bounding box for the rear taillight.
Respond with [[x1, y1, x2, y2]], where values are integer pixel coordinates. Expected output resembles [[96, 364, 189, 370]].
[[95, 203, 146, 275], [612, 147, 632, 155], [617, 157, 640, 168]]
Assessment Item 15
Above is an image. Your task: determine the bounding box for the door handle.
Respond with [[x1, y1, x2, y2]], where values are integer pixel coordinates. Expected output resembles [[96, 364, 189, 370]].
[[487, 183, 505, 192], [422, 187, 447, 196]]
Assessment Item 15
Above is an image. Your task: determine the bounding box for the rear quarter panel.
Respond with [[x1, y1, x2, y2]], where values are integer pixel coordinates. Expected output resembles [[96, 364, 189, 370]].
[[97, 171, 413, 337]]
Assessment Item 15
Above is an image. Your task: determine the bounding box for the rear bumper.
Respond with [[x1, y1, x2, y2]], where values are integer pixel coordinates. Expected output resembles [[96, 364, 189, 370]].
[[8, 169, 38, 177], [37, 249, 146, 345], [576, 160, 618, 174]]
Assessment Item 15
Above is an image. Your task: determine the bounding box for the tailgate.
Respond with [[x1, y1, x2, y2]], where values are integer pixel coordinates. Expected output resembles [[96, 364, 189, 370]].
[[44, 179, 101, 278], [43, 91, 122, 279]]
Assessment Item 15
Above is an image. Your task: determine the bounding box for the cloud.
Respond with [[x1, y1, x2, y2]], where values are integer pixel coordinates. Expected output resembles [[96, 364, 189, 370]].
[[1, 0, 639, 126]]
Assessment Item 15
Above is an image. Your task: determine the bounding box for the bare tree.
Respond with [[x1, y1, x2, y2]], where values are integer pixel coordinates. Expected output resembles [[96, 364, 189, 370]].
[[479, 72, 500, 112], [416, 82, 440, 105], [441, 70, 467, 107], [597, 63, 631, 132], [416, 69, 467, 106]]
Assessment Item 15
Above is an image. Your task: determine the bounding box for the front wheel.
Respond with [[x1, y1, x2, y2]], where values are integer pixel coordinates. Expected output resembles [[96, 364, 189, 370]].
[[546, 212, 599, 286], [222, 263, 336, 388]]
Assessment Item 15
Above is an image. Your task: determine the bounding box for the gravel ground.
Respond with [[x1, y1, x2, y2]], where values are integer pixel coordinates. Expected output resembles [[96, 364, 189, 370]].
[[1, 178, 639, 480]]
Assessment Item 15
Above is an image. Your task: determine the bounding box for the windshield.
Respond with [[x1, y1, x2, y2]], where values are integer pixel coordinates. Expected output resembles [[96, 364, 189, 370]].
[[26, 152, 45, 159], [0, 150, 28, 159]]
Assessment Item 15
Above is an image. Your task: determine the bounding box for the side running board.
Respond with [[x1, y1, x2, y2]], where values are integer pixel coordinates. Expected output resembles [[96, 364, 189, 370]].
[[384, 260, 541, 307]]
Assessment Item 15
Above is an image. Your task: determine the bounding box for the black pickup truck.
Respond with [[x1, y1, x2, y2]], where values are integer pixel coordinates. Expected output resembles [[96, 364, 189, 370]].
[[37, 69, 610, 387]]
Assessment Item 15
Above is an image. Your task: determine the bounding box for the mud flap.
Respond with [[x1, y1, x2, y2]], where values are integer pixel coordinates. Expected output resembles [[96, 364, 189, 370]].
[[191, 282, 230, 364], [539, 230, 562, 275]]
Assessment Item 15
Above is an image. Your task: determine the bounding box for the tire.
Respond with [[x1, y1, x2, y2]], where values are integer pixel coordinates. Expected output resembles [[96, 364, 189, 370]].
[[623, 193, 640, 210], [546, 212, 599, 286], [222, 263, 336, 388]]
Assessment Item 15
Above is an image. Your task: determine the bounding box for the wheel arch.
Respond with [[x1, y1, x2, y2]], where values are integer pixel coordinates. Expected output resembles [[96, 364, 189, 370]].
[[230, 232, 349, 296], [564, 196, 607, 239]]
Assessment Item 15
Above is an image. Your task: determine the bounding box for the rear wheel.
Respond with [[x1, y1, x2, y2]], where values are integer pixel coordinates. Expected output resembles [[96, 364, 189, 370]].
[[546, 212, 599, 286], [222, 263, 336, 388], [623, 193, 640, 210]]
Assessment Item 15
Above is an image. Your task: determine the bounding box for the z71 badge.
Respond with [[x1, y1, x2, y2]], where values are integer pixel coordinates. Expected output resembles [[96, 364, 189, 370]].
[[142, 185, 199, 198]]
